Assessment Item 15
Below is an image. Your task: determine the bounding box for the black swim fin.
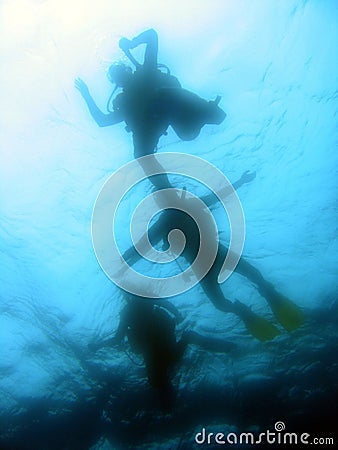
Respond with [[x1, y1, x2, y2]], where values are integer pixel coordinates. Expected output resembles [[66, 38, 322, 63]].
[[233, 301, 280, 342]]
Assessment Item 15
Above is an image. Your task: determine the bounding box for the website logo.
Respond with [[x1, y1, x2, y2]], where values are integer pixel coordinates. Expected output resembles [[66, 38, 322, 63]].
[[91, 152, 245, 298]]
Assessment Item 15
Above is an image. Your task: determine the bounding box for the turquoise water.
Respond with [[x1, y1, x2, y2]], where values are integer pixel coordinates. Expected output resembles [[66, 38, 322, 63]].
[[1, 1, 337, 448]]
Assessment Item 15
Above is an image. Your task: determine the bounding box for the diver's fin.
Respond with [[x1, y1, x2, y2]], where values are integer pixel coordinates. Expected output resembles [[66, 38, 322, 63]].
[[233, 301, 280, 342], [267, 293, 304, 332]]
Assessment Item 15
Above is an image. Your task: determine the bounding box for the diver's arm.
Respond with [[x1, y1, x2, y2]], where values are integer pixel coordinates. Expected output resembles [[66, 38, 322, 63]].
[[120, 220, 163, 268], [88, 308, 128, 351], [155, 299, 183, 323], [119, 28, 158, 70], [111, 307, 129, 343], [75, 78, 123, 127], [232, 170, 256, 190], [202, 171, 256, 207]]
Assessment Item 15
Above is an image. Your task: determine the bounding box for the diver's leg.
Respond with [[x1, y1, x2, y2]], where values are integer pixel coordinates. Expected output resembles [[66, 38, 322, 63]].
[[146, 358, 170, 389], [200, 277, 234, 313], [197, 250, 281, 341], [133, 133, 172, 190], [199, 251, 235, 313], [138, 155, 172, 190], [146, 358, 175, 409], [232, 250, 286, 299], [182, 330, 236, 353], [199, 270, 280, 341], [215, 243, 273, 297], [219, 244, 304, 331], [236, 256, 304, 331], [236, 257, 273, 296]]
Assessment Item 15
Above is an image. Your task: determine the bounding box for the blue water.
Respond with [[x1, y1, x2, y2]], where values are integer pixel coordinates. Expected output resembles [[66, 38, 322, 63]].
[[1, 0, 337, 448]]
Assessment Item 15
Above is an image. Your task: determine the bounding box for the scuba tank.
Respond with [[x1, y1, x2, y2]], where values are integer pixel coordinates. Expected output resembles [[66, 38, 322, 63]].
[[106, 63, 181, 113]]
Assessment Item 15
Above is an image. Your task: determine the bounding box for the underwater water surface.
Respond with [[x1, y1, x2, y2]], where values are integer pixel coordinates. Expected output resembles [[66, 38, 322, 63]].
[[1, 0, 337, 448]]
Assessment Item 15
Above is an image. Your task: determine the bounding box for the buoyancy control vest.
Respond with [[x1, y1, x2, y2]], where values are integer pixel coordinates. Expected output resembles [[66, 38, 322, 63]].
[[107, 64, 181, 114]]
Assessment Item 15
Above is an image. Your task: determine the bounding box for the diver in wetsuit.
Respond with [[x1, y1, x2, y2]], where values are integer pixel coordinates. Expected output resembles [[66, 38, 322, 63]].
[[120, 171, 304, 341], [89, 294, 235, 408], [75, 29, 226, 189]]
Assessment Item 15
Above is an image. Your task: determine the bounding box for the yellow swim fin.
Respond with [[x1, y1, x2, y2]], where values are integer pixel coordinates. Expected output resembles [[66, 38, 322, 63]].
[[267, 294, 304, 332], [234, 301, 280, 342]]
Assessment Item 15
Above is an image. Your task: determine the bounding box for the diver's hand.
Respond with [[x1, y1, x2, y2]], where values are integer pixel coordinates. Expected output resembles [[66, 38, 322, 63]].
[[119, 37, 133, 52], [240, 170, 256, 185], [75, 78, 90, 97]]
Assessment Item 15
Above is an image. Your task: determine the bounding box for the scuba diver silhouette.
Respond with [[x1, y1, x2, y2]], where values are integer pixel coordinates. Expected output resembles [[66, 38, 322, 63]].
[[89, 294, 236, 408], [75, 28, 226, 189], [119, 171, 304, 342], [77, 30, 303, 339]]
